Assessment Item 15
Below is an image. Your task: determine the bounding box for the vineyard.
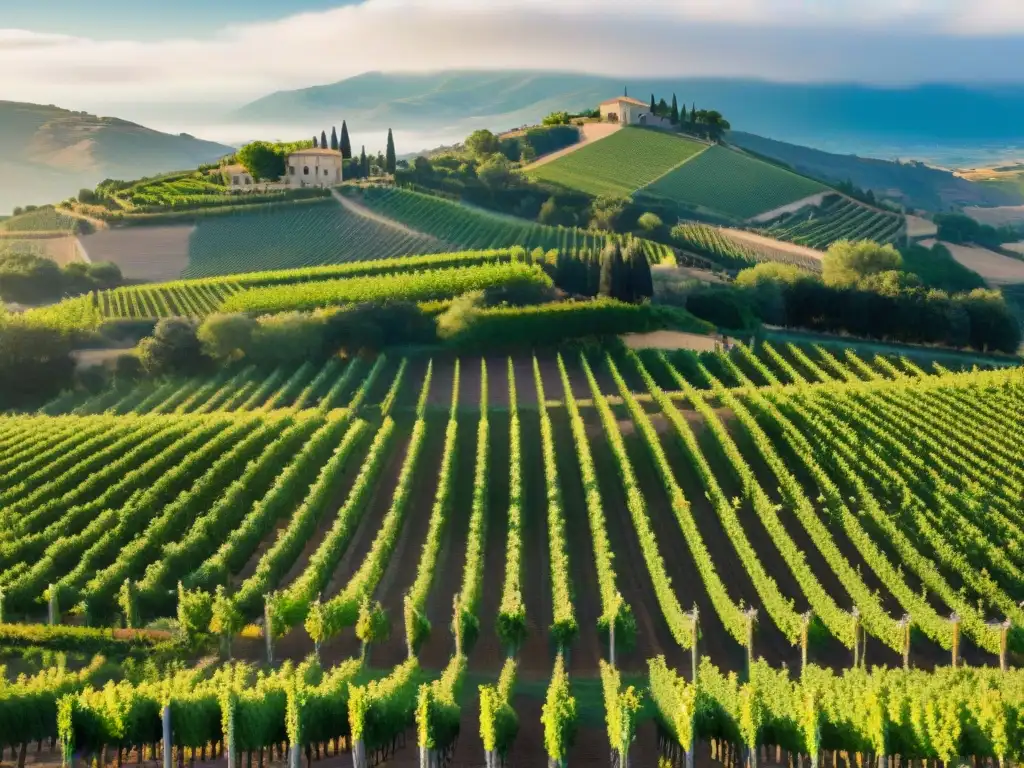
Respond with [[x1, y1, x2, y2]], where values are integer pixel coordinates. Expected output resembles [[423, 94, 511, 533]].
[[182, 199, 444, 277], [640, 145, 828, 220], [764, 194, 906, 249], [2, 338, 1023, 764], [0, 206, 85, 234], [527, 127, 708, 198], [673, 223, 823, 272], [351, 186, 676, 263]]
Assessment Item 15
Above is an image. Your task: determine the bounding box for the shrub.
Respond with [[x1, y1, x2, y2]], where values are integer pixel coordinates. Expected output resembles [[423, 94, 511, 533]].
[[0, 315, 76, 407], [0, 253, 63, 303], [136, 318, 207, 376], [197, 313, 257, 361], [822, 239, 902, 286], [245, 312, 326, 367]]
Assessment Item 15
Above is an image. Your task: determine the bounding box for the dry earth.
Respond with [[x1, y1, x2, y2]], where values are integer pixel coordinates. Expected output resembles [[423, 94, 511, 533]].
[[720, 227, 824, 262], [964, 205, 1024, 228], [78, 226, 193, 282], [621, 330, 723, 352], [905, 214, 939, 239], [747, 192, 829, 224], [0, 235, 84, 266], [920, 238, 1024, 285]]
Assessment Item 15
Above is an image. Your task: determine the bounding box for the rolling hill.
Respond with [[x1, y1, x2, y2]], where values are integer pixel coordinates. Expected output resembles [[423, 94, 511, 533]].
[[0, 101, 233, 214]]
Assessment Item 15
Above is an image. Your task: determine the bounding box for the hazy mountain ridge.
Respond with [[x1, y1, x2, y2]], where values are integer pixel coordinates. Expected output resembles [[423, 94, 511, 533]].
[[0, 101, 233, 214], [727, 131, 1022, 211], [234, 70, 1024, 152]]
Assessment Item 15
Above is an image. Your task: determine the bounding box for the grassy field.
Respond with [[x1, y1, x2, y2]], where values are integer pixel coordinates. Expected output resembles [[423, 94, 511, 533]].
[[528, 127, 707, 198], [0, 206, 84, 234], [182, 198, 444, 277], [641, 145, 828, 219]]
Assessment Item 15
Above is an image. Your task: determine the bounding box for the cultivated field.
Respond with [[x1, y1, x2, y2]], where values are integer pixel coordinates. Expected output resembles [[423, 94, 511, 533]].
[[672, 222, 822, 272], [764, 195, 905, 249], [640, 145, 828, 220], [352, 186, 676, 262], [0, 234, 83, 266], [79, 226, 194, 281], [183, 199, 444, 277], [528, 127, 707, 198], [5, 343, 1023, 765]]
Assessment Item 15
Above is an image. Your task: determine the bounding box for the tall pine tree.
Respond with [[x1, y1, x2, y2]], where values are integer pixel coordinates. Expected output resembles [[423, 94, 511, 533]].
[[330, 127, 339, 151], [670, 94, 679, 124], [313, 135, 318, 148], [320, 131, 328, 150], [385, 129, 397, 174], [649, 94, 656, 114], [340, 121, 352, 159], [360, 146, 368, 178], [599, 242, 624, 299], [679, 103, 687, 127]]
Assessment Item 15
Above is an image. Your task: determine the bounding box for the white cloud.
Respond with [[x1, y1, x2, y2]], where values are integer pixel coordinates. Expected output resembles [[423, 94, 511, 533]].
[[0, 0, 1022, 116]]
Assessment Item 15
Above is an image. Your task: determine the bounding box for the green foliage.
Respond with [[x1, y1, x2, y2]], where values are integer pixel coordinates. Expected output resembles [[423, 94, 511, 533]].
[[0, 314, 76, 408], [531, 127, 706, 198], [935, 212, 1018, 249], [136, 318, 207, 376], [673, 222, 822, 272], [237, 141, 287, 182], [479, 659, 519, 757], [822, 239, 903, 286], [176, 583, 213, 643], [600, 661, 642, 759], [355, 596, 390, 652], [642, 144, 827, 219], [197, 313, 257, 361], [765, 195, 904, 250], [416, 653, 467, 752], [221, 262, 553, 315], [900, 242, 987, 293], [542, 653, 577, 764]]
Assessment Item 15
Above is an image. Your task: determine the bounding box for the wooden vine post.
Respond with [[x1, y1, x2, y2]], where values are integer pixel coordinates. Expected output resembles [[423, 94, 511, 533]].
[[690, 605, 700, 685], [161, 705, 172, 768], [851, 608, 862, 668], [989, 619, 1012, 672], [899, 615, 911, 670], [405, 593, 414, 660], [949, 613, 961, 669], [264, 595, 274, 665], [609, 592, 623, 667], [744, 608, 758, 681], [48, 584, 59, 626], [800, 612, 812, 677], [225, 698, 236, 768], [0, 586, 5, 625]]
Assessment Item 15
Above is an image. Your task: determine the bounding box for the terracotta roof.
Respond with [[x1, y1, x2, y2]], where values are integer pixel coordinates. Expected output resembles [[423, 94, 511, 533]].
[[222, 164, 247, 174], [600, 96, 649, 108], [288, 148, 343, 157]]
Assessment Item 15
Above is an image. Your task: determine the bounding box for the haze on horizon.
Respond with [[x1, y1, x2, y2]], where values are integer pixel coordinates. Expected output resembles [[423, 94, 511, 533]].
[[2, 0, 1024, 126]]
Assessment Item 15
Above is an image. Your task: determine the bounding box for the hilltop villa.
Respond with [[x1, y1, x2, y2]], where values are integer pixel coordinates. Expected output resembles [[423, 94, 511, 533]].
[[226, 147, 343, 191], [599, 96, 652, 125]]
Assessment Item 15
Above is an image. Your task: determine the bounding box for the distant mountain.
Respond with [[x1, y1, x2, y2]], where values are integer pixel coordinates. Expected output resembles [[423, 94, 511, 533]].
[[728, 131, 1023, 212], [0, 101, 233, 214], [234, 71, 1024, 162]]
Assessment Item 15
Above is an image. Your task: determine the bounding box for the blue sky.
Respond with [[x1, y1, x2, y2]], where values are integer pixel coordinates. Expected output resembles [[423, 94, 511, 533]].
[[3, 0, 358, 39]]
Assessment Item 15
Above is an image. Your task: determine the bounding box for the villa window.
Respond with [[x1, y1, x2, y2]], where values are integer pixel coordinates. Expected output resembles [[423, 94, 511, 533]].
[[289, 166, 295, 176], [232, 176, 239, 185], [324, 169, 329, 176], [245, 177, 251, 185], [303, 166, 309, 176]]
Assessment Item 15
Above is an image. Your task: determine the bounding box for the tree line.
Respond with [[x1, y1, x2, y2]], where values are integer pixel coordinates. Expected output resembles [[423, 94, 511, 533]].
[[240, 125, 397, 182]]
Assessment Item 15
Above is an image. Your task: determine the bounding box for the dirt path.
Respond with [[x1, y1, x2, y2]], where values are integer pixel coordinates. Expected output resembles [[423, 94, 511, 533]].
[[368, 419, 447, 669], [469, 412, 511, 673], [330, 188, 439, 241], [551, 411, 604, 677], [418, 421, 476, 669], [521, 123, 621, 171], [721, 227, 824, 262], [747, 192, 829, 223], [585, 409, 685, 675], [518, 410, 553, 679], [622, 330, 721, 353]]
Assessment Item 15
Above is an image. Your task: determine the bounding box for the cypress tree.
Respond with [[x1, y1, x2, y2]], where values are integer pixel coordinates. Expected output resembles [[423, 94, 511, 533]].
[[330, 127, 339, 151], [340, 121, 352, 159], [658, 98, 668, 117], [679, 103, 687, 127], [599, 242, 623, 298], [385, 129, 397, 174], [360, 146, 368, 178], [320, 131, 328, 150], [649, 94, 656, 114], [625, 241, 653, 301], [671, 94, 679, 124], [691, 103, 697, 123], [313, 135, 318, 148]]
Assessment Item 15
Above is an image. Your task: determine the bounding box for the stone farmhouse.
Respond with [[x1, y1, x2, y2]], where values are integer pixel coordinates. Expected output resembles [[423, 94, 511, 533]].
[[598, 96, 672, 128], [225, 147, 343, 191]]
